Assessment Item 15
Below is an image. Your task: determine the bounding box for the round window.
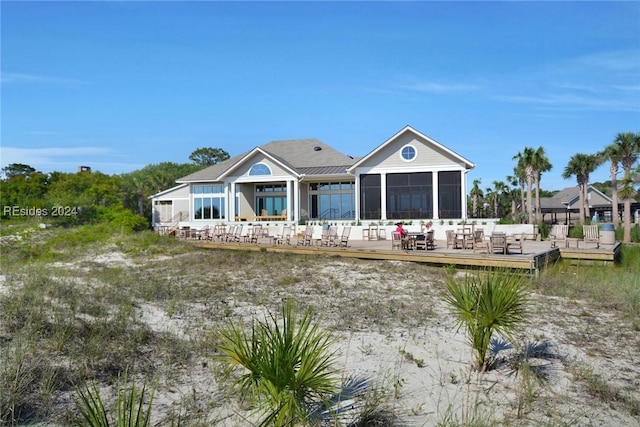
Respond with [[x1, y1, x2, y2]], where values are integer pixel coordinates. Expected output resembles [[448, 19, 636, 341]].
[[400, 145, 416, 161]]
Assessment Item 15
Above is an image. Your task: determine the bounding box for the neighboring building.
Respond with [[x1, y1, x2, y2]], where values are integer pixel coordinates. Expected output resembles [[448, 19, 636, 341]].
[[150, 125, 475, 229], [539, 185, 613, 224]]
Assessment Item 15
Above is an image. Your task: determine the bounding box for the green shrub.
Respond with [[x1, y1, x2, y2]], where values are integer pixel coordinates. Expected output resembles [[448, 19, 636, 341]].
[[72, 373, 155, 427], [94, 206, 149, 233], [217, 301, 339, 426], [443, 270, 529, 371]]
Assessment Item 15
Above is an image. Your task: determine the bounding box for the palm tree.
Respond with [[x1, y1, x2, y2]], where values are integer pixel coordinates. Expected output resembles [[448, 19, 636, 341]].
[[617, 172, 637, 243], [218, 301, 339, 426], [443, 270, 529, 372], [598, 144, 623, 227], [510, 163, 527, 217], [599, 132, 639, 228], [470, 179, 483, 218], [513, 148, 536, 224], [506, 175, 521, 220], [562, 153, 599, 223], [491, 180, 507, 218], [532, 147, 552, 223], [614, 132, 640, 233]]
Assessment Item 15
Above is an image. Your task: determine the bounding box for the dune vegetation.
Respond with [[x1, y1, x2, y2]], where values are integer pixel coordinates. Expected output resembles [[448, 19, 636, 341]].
[[0, 221, 638, 426]]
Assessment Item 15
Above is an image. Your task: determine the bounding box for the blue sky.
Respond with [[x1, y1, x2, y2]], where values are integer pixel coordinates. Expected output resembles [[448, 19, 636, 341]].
[[2, 1, 639, 191]]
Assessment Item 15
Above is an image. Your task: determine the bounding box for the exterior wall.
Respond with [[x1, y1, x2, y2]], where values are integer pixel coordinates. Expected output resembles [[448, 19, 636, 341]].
[[153, 127, 472, 229], [230, 153, 292, 178], [588, 190, 611, 207], [299, 183, 310, 220], [364, 133, 462, 170], [151, 184, 190, 225], [236, 184, 254, 217], [565, 190, 612, 211]]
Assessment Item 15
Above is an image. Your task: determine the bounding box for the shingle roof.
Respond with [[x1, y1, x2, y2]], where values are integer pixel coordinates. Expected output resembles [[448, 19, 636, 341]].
[[177, 139, 357, 182], [540, 186, 612, 211], [176, 153, 245, 182], [540, 187, 580, 209], [259, 139, 355, 168]]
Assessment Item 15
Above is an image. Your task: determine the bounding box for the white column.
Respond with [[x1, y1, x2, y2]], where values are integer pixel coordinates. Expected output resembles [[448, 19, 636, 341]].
[[286, 180, 293, 221], [462, 170, 468, 220], [292, 179, 299, 223], [354, 174, 361, 221], [432, 172, 439, 220], [227, 182, 235, 222], [380, 173, 387, 220]]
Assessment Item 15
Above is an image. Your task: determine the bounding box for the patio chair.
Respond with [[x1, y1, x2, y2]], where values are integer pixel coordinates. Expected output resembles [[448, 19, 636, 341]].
[[446, 230, 463, 249], [296, 226, 313, 246], [549, 224, 569, 248], [338, 226, 351, 247], [231, 225, 243, 242], [462, 230, 474, 249], [414, 232, 435, 250], [473, 229, 491, 253], [391, 231, 403, 250], [273, 226, 292, 245], [490, 232, 508, 254], [316, 227, 330, 246], [507, 233, 524, 254], [582, 224, 600, 248], [425, 231, 435, 250], [245, 224, 262, 243], [328, 226, 339, 246], [224, 225, 237, 242], [211, 224, 225, 241], [195, 225, 210, 240], [445, 230, 455, 249]]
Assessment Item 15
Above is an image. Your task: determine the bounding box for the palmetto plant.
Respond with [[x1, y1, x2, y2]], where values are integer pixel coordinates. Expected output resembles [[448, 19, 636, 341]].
[[72, 374, 155, 427], [443, 270, 529, 372], [218, 301, 339, 426]]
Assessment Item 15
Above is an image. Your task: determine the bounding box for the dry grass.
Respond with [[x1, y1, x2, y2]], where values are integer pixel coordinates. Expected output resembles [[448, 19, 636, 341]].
[[0, 223, 639, 426]]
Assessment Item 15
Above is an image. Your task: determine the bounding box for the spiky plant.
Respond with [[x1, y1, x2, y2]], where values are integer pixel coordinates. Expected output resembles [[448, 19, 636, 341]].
[[72, 374, 154, 427], [218, 301, 339, 426], [443, 270, 529, 371]]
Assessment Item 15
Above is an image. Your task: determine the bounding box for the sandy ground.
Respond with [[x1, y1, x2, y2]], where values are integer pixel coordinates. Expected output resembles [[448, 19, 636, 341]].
[[130, 252, 639, 427], [1, 234, 639, 426]]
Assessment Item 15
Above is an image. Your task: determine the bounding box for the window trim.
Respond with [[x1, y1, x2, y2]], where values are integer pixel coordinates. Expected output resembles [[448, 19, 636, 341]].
[[249, 163, 272, 176], [399, 144, 417, 162]]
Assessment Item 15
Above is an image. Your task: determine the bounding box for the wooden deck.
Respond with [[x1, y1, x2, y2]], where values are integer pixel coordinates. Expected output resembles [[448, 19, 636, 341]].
[[560, 242, 623, 264], [191, 236, 622, 275]]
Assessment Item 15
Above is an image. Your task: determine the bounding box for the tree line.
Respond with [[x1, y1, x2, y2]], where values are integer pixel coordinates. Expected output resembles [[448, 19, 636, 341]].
[[468, 132, 639, 242], [0, 147, 230, 229]]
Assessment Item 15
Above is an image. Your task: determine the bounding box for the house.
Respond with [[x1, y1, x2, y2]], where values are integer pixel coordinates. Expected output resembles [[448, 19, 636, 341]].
[[150, 125, 475, 230], [539, 185, 613, 224]]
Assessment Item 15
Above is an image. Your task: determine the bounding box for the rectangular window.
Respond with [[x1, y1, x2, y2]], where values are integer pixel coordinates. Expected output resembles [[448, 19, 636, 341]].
[[308, 181, 355, 220], [386, 172, 433, 219], [360, 174, 381, 220], [193, 185, 226, 220], [438, 171, 461, 218]]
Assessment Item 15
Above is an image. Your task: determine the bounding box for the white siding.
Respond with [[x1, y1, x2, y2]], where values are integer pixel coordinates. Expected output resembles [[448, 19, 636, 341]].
[[230, 153, 292, 178], [362, 133, 464, 170]]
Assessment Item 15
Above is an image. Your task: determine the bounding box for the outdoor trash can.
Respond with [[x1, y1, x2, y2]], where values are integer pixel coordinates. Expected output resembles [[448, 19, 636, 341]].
[[599, 223, 615, 245]]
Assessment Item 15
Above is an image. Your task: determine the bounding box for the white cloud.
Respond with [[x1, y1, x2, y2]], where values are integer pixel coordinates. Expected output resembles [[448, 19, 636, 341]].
[[0, 72, 88, 86], [494, 93, 639, 112], [494, 49, 640, 113], [398, 81, 481, 94]]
